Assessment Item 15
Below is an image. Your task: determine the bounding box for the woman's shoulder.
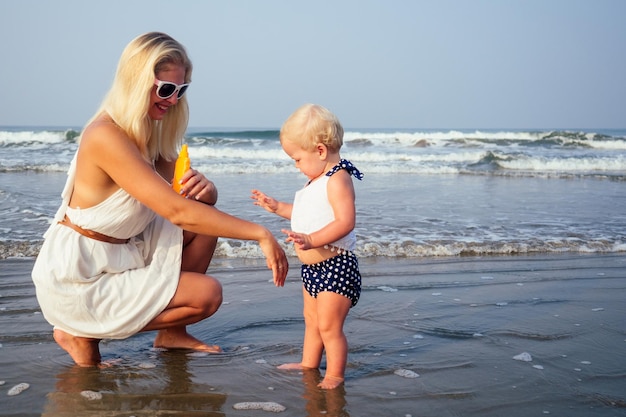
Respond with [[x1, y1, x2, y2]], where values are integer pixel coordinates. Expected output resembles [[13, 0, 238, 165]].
[[80, 117, 132, 154], [82, 115, 121, 137]]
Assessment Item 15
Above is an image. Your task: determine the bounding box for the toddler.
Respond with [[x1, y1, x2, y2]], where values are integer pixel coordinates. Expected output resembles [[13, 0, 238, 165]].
[[251, 103, 363, 389]]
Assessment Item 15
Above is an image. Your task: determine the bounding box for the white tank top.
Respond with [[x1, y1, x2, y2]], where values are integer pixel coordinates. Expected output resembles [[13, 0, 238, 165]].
[[291, 160, 363, 252]]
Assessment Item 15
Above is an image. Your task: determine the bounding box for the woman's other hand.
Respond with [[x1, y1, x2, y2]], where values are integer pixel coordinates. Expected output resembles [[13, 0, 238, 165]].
[[258, 230, 289, 287], [179, 169, 218, 205]]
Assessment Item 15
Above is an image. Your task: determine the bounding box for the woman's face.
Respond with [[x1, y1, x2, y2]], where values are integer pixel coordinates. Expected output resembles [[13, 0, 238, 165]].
[[148, 64, 187, 121]]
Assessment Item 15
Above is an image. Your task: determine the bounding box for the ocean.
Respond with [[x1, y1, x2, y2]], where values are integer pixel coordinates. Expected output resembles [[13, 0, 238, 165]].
[[1, 126, 625, 260], [1, 126, 626, 416]]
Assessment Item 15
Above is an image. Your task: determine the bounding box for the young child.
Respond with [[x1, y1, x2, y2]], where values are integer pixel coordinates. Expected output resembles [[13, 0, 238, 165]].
[[251, 103, 363, 389]]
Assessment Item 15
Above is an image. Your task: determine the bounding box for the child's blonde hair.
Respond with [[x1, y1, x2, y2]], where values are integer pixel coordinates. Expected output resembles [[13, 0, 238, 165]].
[[83, 32, 192, 162], [280, 104, 344, 153]]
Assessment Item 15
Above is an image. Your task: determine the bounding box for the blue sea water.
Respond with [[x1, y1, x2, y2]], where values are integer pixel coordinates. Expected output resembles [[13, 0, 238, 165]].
[[1, 127, 626, 417], [1, 126, 625, 259]]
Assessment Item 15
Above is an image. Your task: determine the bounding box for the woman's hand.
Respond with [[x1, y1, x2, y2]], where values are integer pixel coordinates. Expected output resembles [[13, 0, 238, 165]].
[[178, 169, 218, 205], [258, 230, 289, 287]]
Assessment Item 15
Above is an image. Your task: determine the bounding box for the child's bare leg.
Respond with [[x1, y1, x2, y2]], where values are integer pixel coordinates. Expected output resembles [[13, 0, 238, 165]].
[[53, 328, 101, 367], [279, 288, 323, 370], [316, 291, 351, 389], [278, 322, 323, 369]]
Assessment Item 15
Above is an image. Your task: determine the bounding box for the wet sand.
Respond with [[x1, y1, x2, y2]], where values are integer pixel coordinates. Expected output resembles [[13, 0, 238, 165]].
[[1, 253, 625, 416]]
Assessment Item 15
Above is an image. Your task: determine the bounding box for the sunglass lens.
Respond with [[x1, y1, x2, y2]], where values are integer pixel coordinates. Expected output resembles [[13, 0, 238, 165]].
[[177, 85, 189, 98], [157, 83, 176, 98]]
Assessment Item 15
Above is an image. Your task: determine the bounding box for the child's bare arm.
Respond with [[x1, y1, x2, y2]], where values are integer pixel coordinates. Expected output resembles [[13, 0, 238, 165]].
[[251, 189, 293, 219]]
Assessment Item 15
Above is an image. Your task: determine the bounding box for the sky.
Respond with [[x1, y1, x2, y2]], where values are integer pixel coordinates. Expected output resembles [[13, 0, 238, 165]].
[[1, 0, 625, 130]]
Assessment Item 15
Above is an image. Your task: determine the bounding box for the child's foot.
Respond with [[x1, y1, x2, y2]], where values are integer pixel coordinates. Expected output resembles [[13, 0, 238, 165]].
[[318, 375, 344, 390]]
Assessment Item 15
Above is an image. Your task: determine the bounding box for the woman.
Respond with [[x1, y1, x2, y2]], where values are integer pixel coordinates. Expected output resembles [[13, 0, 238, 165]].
[[31, 32, 288, 367]]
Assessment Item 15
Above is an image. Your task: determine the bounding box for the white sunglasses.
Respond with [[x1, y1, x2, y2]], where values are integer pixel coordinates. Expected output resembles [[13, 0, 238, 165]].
[[154, 79, 190, 99]]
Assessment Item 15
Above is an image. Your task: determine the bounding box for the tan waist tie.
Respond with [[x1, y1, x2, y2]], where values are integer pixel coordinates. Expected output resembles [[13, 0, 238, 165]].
[[58, 215, 130, 244]]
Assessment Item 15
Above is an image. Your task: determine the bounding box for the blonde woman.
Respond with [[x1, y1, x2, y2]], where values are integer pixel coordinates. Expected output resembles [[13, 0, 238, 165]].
[[32, 32, 288, 367]]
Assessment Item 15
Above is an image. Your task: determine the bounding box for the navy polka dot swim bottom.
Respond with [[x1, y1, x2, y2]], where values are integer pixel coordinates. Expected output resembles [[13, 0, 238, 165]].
[[301, 252, 361, 307]]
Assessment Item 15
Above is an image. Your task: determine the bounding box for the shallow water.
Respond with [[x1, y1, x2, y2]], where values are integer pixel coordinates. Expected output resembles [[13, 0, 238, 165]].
[[1, 254, 625, 416]]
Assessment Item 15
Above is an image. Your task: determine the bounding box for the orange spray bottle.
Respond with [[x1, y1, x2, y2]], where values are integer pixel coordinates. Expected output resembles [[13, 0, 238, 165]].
[[173, 144, 190, 195]]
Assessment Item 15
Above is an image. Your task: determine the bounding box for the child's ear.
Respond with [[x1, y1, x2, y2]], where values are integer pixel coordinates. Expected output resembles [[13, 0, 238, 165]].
[[316, 143, 328, 159]]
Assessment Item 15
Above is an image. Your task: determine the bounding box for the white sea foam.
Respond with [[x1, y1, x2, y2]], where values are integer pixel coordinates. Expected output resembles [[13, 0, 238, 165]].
[[2, 127, 626, 261], [394, 369, 420, 378], [500, 155, 626, 172], [7, 382, 29, 396], [80, 390, 103, 400], [137, 362, 157, 369], [0, 130, 68, 145], [513, 352, 533, 362], [232, 402, 286, 412], [188, 352, 209, 357]]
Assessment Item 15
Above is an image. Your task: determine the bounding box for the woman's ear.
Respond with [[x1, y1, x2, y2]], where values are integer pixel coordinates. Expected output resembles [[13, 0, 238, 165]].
[[316, 143, 328, 159]]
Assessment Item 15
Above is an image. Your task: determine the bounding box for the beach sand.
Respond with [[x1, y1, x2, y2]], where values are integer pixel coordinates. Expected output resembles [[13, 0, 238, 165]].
[[1, 253, 625, 416]]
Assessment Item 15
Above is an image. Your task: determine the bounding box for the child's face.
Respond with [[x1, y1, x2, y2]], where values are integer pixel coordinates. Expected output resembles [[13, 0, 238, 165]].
[[281, 139, 327, 181]]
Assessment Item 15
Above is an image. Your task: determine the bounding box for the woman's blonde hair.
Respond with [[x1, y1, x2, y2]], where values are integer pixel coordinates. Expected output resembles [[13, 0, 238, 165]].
[[84, 32, 192, 162], [280, 104, 344, 153]]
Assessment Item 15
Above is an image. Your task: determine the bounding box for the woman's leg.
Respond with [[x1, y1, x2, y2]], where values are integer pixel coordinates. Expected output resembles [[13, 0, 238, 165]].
[[53, 232, 221, 366], [315, 291, 351, 389], [181, 231, 218, 274], [150, 231, 221, 351], [53, 329, 101, 367], [146, 271, 222, 348]]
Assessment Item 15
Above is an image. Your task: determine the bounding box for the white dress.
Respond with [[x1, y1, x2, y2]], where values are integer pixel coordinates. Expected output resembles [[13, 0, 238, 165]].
[[31, 154, 182, 339]]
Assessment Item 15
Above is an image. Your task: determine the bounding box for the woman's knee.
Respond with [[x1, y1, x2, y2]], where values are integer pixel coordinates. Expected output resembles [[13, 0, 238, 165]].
[[178, 272, 222, 317], [199, 275, 223, 317]]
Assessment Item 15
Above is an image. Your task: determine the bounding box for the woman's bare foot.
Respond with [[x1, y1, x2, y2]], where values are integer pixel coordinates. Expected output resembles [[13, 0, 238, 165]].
[[153, 327, 221, 353], [53, 329, 101, 367], [318, 375, 344, 390]]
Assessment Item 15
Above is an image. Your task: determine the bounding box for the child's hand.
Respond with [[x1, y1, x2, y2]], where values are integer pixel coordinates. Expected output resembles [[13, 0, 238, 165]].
[[251, 189, 278, 213], [282, 229, 313, 251]]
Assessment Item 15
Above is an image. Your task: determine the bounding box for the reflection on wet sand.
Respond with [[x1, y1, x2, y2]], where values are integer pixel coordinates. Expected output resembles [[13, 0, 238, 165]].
[[42, 351, 227, 416], [301, 369, 350, 417]]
